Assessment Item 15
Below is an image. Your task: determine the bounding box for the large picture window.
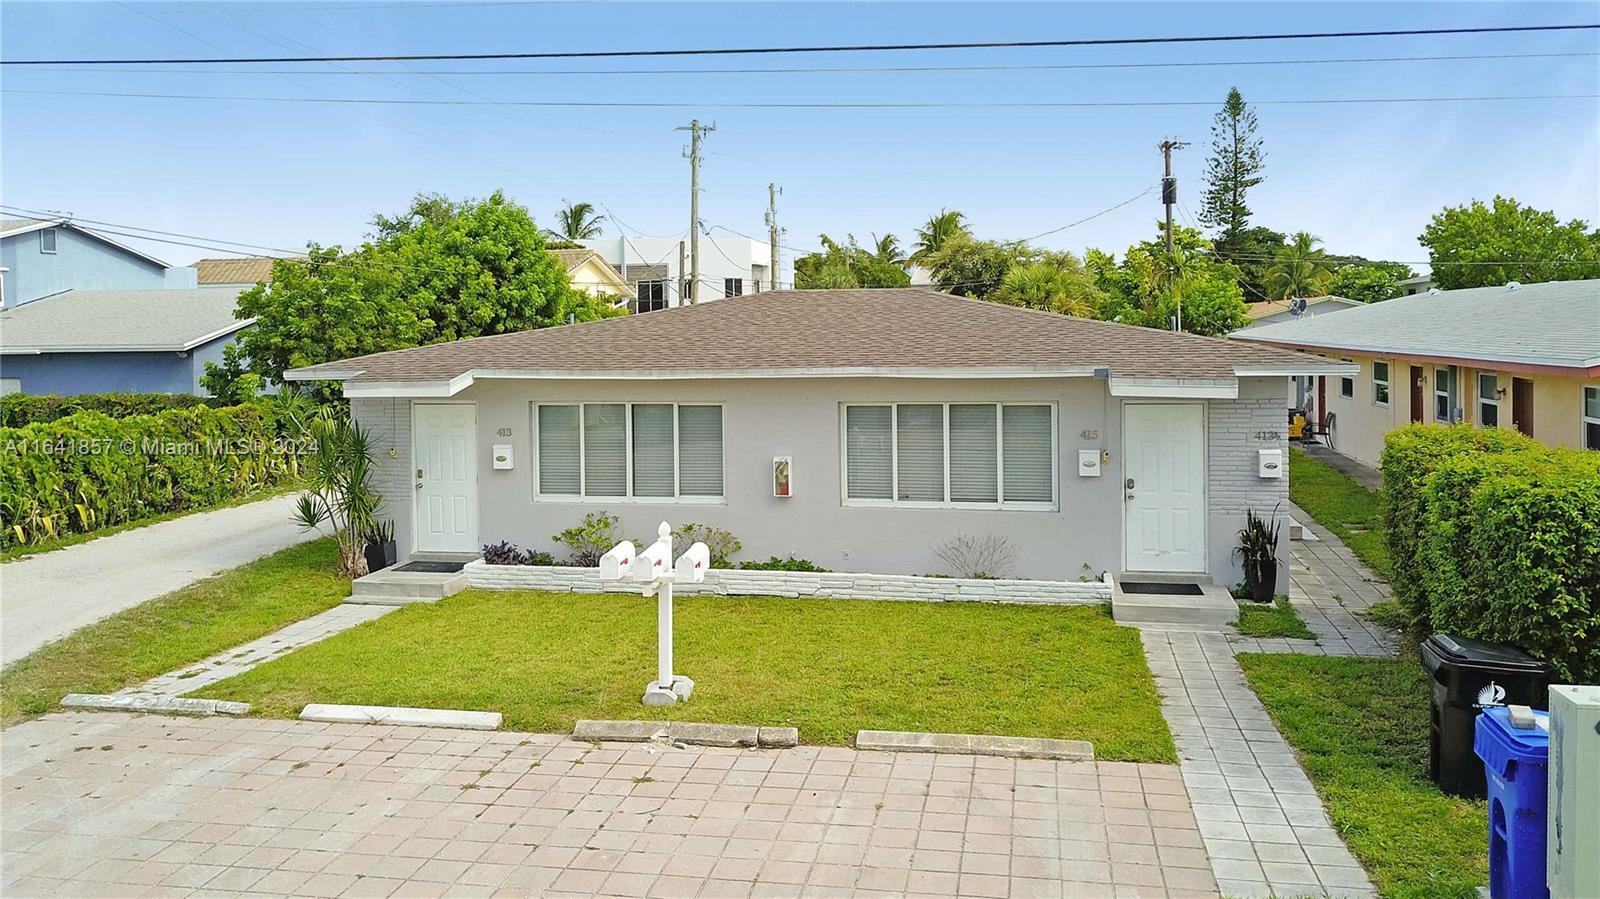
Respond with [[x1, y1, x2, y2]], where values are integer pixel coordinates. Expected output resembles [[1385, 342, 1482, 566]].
[[843, 403, 1055, 509], [535, 403, 723, 501]]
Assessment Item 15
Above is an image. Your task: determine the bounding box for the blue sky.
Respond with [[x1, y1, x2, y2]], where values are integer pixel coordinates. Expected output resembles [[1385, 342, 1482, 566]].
[[2, 1, 1596, 279]]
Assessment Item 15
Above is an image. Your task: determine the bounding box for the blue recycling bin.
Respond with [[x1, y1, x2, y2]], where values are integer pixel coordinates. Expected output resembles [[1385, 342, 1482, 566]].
[[1474, 706, 1550, 899]]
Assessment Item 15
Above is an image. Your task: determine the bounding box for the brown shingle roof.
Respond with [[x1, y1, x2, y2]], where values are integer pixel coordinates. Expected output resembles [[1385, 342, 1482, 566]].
[[287, 287, 1338, 384], [194, 257, 296, 285]]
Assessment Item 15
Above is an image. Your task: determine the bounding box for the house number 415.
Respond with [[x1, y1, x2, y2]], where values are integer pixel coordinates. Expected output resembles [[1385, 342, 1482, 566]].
[[1079, 429, 1100, 440]]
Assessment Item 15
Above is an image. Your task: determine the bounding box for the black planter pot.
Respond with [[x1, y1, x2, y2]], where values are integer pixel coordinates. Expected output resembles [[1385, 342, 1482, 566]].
[[364, 540, 397, 573], [1244, 559, 1278, 603]]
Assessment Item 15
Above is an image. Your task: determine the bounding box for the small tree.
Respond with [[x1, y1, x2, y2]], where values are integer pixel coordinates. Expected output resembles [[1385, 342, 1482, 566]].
[[553, 200, 606, 240], [1199, 88, 1266, 248], [291, 408, 381, 577]]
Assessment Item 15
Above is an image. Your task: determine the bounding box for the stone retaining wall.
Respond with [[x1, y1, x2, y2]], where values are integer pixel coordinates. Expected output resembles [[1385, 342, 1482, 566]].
[[464, 561, 1110, 605]]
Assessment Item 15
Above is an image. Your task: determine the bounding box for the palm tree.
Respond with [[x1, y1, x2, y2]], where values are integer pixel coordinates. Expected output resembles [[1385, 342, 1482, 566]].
[[553, 201, 606, 240], [911, 209, 968, 261], [1265, 231, 1334, 300], [870, 233, 905, 265]]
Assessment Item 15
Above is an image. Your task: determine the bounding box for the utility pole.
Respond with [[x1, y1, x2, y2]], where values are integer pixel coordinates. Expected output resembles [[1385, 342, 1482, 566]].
[[676, 119, 715, 303], [1158, 138, 1188, 331], [765, 182, 782, 291]]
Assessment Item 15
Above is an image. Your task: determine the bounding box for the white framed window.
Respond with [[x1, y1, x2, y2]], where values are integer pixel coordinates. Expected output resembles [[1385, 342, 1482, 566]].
[[1477, 372, 1501, 429], [636, 280, 668, 313], [1372, 361, 1391, 407], [1583, 385, 1599, 450], [533, 402, 724, 501], [1339, 359, 1355, 400], [723, 277, 743, 297], [40, 228, 58, 254], [1435, 366, 1458, 422], [841, 402, 1056, 510]]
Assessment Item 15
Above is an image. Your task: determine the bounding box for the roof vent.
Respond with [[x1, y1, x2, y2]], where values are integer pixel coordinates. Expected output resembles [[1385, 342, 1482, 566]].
[[1505, 281, 1522, 291], [1427, 287, 1441, 296]]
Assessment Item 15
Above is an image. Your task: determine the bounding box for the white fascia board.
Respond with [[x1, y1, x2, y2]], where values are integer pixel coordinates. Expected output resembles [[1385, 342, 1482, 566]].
[[1234, 362, 1358, 377], [341, 371, 475, 398], [283, 367, 367, 382], [179, 318, 256, 351], [0, 219, 66, 239], [1234, 335, 1592, 372], [469, 365, 1102, 381], [1109, 377, 1239, 399]]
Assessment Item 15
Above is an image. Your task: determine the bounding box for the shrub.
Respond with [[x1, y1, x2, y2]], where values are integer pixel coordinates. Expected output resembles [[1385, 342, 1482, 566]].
[[0, 392, 217, 427], [1380, 424, 1536, 628], [738, 555, 830, 572], [1381, 424, 1600, 681], [933, 534, 1018, 579], [553, 511, 620, 566], [672, 522, 741, 567], [0, 403, 302, 548], [481, 541, 557, 566]]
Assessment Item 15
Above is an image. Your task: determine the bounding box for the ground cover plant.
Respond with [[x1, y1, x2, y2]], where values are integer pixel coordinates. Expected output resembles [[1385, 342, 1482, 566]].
[[197, 591, 1175, 761], [1231, 596, 1315, 639]]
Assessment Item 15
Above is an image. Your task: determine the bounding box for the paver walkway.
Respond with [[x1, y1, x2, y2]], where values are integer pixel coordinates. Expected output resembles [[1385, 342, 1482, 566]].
[[0, 494, 310, 667], [1142, 632, 1375, 899], [2, 711, 1220, 898]]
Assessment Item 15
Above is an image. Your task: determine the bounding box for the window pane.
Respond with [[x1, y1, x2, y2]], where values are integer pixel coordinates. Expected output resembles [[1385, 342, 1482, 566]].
[[1375, 382, 1391, 405], [949, 404, 998, 503], [1586, 420, 1600, 451], [1480, 402, 1499, 428], [1478, 373, 1498, 401], [537, 405, 580, 495], [583, 404, 627, 496], [1003, 405, 1053, 503], [845, 406, 892, 500], [1374, 361, 1389, 382], [631, 404, 675, 497], [895, 405, 945, 502], [677, 405, 724, 497], [1584, 387, 1599, 420]]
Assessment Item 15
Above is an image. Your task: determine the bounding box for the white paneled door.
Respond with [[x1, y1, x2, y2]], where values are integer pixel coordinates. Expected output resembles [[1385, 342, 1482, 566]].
[[1123, 403, 1206, 573], [413, 402, 478, 554]]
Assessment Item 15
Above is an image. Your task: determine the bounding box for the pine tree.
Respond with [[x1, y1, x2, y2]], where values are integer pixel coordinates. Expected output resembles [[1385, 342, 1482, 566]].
[[1199, 88, 1265, 251]]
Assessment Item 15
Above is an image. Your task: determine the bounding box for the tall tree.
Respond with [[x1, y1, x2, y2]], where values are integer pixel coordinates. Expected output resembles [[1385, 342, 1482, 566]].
[[792, 233, 910, 289], [1198, 88, 1266, 252], [911, 209, 970, 261], [1264, 231, 1334, 300], [1419, 196, 1600, 289], [553, 201, 606, 240]]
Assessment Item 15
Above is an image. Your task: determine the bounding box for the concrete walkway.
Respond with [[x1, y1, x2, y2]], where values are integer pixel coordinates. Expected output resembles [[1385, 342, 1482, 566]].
[[1296, 441, 1382, 492], [0, 494, 310, 667], [3, 712, 1221, 899]]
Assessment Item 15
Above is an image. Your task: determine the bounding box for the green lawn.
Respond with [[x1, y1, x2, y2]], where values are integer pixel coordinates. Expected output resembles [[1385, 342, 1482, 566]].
[[1231, 596, 1316, 639], [1289, 447, 1392, 578], [0, 486, 297, 563], [1239, 654, 1487, 899], [1, 538, 348, 727], [196, 591, 1177, 762]]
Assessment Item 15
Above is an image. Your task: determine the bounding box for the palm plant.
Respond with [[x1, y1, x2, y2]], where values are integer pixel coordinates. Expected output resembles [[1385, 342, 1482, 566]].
[[992, 262, 1100, 317], [870, 233, 905, 265], [911, 209, 969, 261], [1265, 231, 1334, 300], [553, 201, 606, 240], [291, 408, 381, 577]]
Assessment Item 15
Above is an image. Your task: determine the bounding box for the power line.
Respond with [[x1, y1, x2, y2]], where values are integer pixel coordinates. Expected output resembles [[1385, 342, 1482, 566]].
[[33, 50, 1598, 77], [11, 88, 1595, 108], [6, 24, 1595, 66]]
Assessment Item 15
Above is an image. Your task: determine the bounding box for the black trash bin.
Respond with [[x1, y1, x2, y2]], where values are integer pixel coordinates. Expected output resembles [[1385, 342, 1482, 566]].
[[1419, 634, 1550, 798]]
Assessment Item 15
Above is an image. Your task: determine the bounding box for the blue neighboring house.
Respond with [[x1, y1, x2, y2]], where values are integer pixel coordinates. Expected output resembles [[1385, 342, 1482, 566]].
[[0, 216, 197, 308], [0, 287, 253, 396]]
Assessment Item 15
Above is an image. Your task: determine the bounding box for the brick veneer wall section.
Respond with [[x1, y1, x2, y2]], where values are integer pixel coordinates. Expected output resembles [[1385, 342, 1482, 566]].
[[351, 397, 413, 559], [1206, 396, 1290, 517], [465, 562, 1112, 605]]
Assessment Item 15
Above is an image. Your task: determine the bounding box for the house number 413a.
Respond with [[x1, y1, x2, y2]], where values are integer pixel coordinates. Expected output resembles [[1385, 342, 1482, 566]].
[[1253, 431, 1282, 441]]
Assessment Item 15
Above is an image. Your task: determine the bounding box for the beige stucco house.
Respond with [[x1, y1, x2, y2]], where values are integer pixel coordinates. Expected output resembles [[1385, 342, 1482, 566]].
[[551, 248, 632, 301], [288, 288, 1349, 588], [1233, 279, 1600, 467]]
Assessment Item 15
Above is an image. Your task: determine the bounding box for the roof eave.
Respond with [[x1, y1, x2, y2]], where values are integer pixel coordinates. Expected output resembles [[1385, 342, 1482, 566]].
[[1234, 334, 1597, 376]]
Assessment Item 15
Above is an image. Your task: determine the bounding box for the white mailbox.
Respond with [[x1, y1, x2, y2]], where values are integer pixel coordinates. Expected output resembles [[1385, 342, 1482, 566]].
[[491, 444, 514, 470], [1257, 449, 1284, 479], [598, 541, 636, 581], [675, 542, 710, 584], [630, 538, 674, 581], [1077, 448, 1102, 477]]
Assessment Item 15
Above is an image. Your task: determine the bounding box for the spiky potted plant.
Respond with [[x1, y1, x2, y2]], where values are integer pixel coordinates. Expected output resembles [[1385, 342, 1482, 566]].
[[363, 520, 396, 573], [1233, 507, 1281, 603]]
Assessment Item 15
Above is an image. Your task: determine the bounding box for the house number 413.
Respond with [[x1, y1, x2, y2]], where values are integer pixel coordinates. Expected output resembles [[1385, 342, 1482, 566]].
[[496, 427, 513, 437]]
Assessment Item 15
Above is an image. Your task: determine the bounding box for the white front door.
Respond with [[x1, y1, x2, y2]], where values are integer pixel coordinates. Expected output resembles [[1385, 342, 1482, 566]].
[[413, 402, 478, 553], [1123, 403, 1207, 573]]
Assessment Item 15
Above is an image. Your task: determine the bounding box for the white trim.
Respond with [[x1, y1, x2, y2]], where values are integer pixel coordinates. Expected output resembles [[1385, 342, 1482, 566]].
[[289, 364, 1103, 388], [342, 372, 476, 398], [1109, 377, 1238, 399], [1372, 359, 1391, 407], [1477, 370, 1501, 429], [410, 400, 480, 555], [1120, 401, 1208, 576], [839, 401, 1059, 512], [531, 401, 726, 503], [1235, 336, 1598, 373], [1582, 384, 1600, 450], [1, 219, 175, 269], [1233, 362, 1359, 377]]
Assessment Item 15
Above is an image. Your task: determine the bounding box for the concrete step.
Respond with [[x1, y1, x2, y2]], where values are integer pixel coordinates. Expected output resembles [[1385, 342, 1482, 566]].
[[1117, 571, 1214, 587], [1111, 582, 1237, 629], [348, 569, 466, 603]]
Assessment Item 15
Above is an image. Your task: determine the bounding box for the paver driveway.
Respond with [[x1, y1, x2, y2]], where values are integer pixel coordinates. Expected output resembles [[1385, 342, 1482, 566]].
[[1, 712, 1218, 898]]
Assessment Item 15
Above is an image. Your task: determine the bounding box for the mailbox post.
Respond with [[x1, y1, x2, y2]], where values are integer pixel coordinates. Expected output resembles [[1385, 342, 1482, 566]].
[[598, 521, 705, 707]]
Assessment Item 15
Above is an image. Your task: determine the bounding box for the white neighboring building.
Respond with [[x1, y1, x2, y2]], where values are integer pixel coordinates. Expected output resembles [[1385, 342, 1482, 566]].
[[578, 236, 791, 313]]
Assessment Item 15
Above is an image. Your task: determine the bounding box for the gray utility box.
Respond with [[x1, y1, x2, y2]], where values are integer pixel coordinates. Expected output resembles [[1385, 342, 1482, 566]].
[[1547, 684, 1600, 899]]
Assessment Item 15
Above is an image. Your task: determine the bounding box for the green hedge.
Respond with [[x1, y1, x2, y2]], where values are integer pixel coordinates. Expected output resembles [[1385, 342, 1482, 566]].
[[0, 392, 217, 427], [1382, 424, 1600, 682], [0, 403, 301, 548]]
